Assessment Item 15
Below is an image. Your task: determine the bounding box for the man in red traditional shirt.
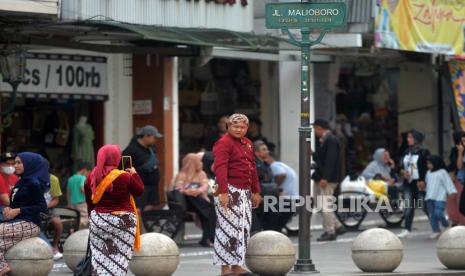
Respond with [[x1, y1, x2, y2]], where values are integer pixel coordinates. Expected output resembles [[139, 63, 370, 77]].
[[212, 113, 261, 276]]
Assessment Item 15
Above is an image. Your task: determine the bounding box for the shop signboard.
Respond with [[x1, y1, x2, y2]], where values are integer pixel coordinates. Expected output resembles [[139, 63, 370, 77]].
[[449, 60, 465, 130], [133, 100, 152, 115], [375, 0, 465, 55], [265, 2, 346, 29], [0, 52, 107, 96]]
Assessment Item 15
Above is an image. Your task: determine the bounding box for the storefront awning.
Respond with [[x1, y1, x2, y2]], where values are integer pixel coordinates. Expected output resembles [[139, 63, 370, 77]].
[[7, 20, 287, 54], [79, 21, 287, 52]]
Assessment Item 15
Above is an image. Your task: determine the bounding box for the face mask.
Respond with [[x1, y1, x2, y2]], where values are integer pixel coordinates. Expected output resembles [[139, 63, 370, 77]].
[[1, 166, 15, 175]]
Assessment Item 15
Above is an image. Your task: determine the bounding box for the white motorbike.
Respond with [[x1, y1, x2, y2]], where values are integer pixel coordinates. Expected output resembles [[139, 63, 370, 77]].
[[335, 175, 405, 230]]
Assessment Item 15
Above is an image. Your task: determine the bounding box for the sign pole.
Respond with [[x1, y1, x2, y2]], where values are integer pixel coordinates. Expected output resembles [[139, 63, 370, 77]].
[[265, 1, 346, 274], [294, 27, 316, 272]]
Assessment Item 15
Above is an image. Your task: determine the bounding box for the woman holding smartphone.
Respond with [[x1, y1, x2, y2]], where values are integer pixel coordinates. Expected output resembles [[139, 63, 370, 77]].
[[173, 153, 216, 247], [84, 144, 144, 275]]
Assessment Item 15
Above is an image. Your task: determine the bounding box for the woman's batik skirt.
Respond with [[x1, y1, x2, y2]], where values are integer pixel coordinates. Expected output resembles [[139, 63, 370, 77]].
[[89, 210, 136, 276], [213, 185, 252, 266]]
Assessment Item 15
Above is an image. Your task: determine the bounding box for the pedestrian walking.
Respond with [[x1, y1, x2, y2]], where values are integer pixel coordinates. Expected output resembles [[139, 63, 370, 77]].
[[122, 125, 162, 211], [425, 155, 457, 239], [312, 119, 346, 241], [398, 129, 430, 238], [0, 152, 48, 275], [212, 113, 261, 276], [84, 145, 144, 276]]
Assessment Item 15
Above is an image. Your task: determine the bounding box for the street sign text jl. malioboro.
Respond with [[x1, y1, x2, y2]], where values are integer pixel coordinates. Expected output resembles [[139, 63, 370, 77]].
[[266, 2, 346, 29]]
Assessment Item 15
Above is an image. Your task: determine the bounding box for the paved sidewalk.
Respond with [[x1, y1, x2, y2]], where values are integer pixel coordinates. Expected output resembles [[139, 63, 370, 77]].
[[50, 215, 464, 276], [175, 228, 465, 276]]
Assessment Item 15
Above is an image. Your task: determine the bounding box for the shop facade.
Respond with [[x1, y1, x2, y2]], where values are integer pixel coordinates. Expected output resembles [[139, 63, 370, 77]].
[[177, 56, 279, 157], [0, 48, 133, 181]]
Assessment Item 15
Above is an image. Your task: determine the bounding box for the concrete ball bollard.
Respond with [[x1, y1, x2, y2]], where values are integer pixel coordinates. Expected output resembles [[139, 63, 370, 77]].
[[352, 228, 403, 272], [63, 229, 89, 272], [129, 233, 180, 276], [245, 231, 296, 276], [437, 226, 465, 269], [5, 237, 53, 276]]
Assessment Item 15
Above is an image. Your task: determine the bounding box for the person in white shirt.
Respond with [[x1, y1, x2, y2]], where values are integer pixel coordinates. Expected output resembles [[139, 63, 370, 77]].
[[266, 156, 299, 199], [425, 155, 457, 239], [265, 155, 299, 232]]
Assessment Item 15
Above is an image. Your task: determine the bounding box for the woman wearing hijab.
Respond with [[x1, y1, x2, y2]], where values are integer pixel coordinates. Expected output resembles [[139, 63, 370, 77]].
[[0, 152, 48, 275], [84, 145, 144, 276], [425, 155, 457, 239], [362, 148, 395, 182], [173, 153, 216, 247], [398, 129, 430, 238]]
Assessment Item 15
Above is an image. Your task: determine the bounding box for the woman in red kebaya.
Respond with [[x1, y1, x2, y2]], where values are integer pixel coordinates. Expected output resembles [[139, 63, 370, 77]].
[[84, 145, 144, 276]]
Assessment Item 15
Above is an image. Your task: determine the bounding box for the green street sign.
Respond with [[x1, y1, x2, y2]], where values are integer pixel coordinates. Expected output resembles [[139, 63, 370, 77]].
[[266, 2, 347, 29]]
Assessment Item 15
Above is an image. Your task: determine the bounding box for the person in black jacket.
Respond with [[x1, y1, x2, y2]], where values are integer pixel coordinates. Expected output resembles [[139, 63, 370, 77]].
[[0, 152, 48, 275], [312, 119, 346, 241], [398, 129, 430, 238], [122, 125, 162, 211]]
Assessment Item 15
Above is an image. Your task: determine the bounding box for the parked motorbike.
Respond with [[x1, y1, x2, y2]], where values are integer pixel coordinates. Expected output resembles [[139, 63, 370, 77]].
[[335, 175, 405, 230]]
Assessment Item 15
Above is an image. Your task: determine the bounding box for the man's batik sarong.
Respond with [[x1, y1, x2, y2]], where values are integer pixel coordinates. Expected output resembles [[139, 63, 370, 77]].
[[89, 210, 136, 276], [213, 185, 252, 265]]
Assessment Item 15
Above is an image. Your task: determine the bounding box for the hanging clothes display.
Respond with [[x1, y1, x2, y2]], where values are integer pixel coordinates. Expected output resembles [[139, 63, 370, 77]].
[[72, 116, 95, 168]]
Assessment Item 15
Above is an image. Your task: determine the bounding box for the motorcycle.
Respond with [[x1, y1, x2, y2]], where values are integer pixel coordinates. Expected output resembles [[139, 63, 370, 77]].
[[335, 175, 405, 230]]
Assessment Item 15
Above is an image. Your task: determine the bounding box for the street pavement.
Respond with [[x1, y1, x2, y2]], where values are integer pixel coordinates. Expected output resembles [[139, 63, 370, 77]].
[[50, 211, 465, 276]]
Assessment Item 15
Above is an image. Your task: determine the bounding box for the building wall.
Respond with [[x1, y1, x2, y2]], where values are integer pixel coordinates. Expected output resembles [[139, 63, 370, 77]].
[[61, 0, 253, 32], [279, 51, 301, 173], [104, 54, 133, 147], [259, 61, 280, 155], [398, 62, 438, 154], [0, 0, 58, 15], [132, 55, 177, 200]]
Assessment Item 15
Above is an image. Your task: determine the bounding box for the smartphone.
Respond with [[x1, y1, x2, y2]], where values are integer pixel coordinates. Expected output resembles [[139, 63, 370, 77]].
[[122, 156, 133, 170], [186, 183, 200, 189]]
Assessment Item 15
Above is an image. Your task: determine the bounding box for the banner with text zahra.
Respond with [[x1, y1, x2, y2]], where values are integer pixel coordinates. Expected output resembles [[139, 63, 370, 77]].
[[375, 0, 465, 55]]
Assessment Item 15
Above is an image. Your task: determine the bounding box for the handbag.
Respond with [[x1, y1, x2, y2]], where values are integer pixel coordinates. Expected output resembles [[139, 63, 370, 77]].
[[74, 236, 91, 276]]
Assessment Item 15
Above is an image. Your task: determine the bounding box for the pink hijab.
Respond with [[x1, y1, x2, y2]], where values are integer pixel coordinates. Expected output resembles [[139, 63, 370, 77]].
[[89, 144, 122, 194]]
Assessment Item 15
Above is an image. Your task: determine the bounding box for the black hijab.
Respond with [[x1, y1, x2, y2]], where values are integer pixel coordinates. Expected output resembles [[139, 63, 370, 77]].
[[427, 155, 445, 172]]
